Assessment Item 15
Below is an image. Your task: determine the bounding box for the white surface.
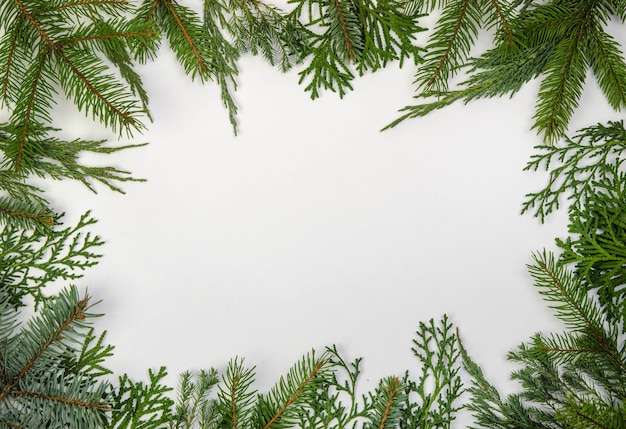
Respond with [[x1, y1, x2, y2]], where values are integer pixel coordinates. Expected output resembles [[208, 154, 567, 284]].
[[42, 46, 621, 406]]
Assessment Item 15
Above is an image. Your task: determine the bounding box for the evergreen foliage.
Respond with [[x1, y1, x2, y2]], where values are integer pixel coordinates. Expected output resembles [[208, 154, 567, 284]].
[[523, 120, 626, 327], [0, 285, 112, 428], [386, 0, 626, 143], [0, 211, 103, 309], [0, 1, 625, 428]]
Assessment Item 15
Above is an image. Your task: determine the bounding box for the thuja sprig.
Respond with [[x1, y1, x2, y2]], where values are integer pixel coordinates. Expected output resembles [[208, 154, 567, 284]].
[[522, 120, 626, 220], [0, 285, 113, 429], [0, 211, 104, 309], [108, 367, 175, 429]]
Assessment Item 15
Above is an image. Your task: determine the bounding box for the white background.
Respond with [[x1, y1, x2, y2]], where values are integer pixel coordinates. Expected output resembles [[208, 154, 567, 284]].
[[40, 34, 623, 418]]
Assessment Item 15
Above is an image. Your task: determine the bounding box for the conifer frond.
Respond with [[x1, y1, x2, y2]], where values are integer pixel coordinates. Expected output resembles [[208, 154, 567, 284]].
[[295, 346, 372, 429], [169, 369, 220, 429], [354, 0, 424, 74], [293, 0, 423, 98], [365, 376, 405, 429], [413, 0, 483, 93], [403, 315, 464, 429], [527, 251, 609, 340], [256, 349, 331, 429], [0, 195, 55, 231], [458, 335, 515, 429], [203, 0, 241, 134], [532, 27, 588, 145], [0, 286, 113, 428], [55, 47, 145, 134], [108, 367, 174, 429], [0, 211, 103, 309], [522, 120, 626, 221], [557, 171, 626, 326], [137, 0, 215, 81], [228, 0, 309, 72], [389, 1, 626, 143], [218, 357, 257, 429]]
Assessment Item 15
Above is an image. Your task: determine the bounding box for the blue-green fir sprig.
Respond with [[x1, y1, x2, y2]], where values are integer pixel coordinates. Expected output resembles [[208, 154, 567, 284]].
[[0, 286, 113, 429]]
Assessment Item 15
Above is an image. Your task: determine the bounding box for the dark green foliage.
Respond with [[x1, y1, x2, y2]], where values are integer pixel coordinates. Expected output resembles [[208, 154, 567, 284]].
[[291, 0, 423, 98], [460, 250, 626, 428], [0, 211, 103, 309], [523, 120, 626, 326], [0, 0, 150, 229], [161, 320, 464, 429], [401, 315, 463, 429], [387, 1, 626, 143], [108, 367, 175, 429], [0, 285, 113, 429]]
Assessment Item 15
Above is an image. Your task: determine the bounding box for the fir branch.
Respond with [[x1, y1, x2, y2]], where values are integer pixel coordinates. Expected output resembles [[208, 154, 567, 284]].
[[366, 376, 405, 429], [203, 0, 241, 134], [257, 350, 331, 429], [388, 1, 626, 142], [0, 286, 112, 428], [137, 0, 215, 81], [0, 197, 55, 231], [218, 358, 257, 429], [527, 251, 616, 354], [169, 369, 220, 429]]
